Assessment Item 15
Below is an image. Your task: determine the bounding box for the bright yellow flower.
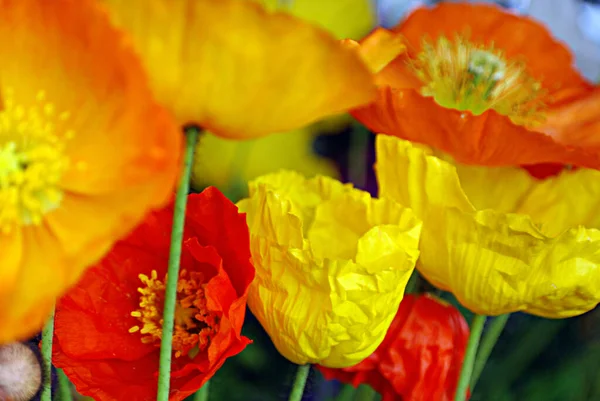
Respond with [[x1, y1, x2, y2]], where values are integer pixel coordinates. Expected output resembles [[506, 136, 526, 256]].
[[191, 129, 339, 194], [102, 0, 375, 139], [237, 171, 422, 367], [0, 0, 181, 343], [376, 135, 600, 318], [255, 0, 375, 40]]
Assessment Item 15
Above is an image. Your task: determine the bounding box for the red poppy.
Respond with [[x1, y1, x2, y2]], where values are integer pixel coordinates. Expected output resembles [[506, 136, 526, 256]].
[[350, 3, 600, 170], [318, 294, 470, 401], [52, 188, 255, 401]]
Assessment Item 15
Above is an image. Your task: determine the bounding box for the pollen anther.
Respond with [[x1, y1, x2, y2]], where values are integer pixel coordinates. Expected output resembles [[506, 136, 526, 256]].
[[411, 35, 545, 126], [0, 88, 71, 232], [129, 269, 219, 358]]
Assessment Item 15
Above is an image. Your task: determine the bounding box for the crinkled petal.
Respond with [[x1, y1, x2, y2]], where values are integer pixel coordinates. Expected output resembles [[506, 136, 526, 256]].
[[376, 135, 600, 317], [237, 171, 421, 367], [453, 162, 600, 236], [318, 294, 469, 401]]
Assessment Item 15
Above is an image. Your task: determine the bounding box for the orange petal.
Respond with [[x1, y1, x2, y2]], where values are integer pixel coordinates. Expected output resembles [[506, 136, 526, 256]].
[[103, 0, 376, 139], [344, 28, 406, 74], [352, 87, 600, 169], [543, 86, 600, 151]]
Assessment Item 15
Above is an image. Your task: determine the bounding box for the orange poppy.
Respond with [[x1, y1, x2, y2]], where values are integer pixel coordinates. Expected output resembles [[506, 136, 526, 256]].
[[102, 0, 376, 139], [0, 0, 181, 343], [53, 189, 254, 401], [349, 3, 600, 169]]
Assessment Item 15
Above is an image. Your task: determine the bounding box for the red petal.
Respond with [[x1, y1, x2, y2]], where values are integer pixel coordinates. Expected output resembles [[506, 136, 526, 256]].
[[185, 188, 255, 297]]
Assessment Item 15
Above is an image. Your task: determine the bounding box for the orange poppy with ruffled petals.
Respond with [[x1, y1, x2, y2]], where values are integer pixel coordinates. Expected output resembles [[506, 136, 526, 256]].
[[0, 0, 181, 343], [350, 3, 600, 169]]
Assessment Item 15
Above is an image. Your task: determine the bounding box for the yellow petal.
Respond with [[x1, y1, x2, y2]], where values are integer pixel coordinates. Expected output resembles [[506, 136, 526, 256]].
[[191, 129, 339, 193], [103, 0, 376, 139], [342, 28, 407, 74], [451, 160, 600, 236], [256, 0, 376, 40], [376, 135, 600, 318], [237, 171, 421, 367]]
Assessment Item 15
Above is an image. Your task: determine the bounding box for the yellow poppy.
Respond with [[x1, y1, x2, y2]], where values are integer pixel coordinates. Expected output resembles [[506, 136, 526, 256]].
[[237, 171, 422, 367], [376, 135, 600, 318], [0, 0, 181, 343], [255, 0, 375, 40], [102, 0, 375, 139], [191, 129, 339, 195]]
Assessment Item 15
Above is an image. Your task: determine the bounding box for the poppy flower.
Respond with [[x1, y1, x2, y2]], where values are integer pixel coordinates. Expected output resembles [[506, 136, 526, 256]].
[[318, 294, 470, 401], [0, 0, 181, 343], [350, 3, 600, 169], [376, 134, 600, 317], [101, 0, 376, 139], [52, 188, 254, 401], [191, 128, 339, 196], [236, 171, 422, 367]]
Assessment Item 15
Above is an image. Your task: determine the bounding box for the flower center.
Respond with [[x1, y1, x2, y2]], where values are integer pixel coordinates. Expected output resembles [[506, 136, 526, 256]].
[[129, 269, 220, 358], [0, 89, 71, 233], [411, 36, 545, 126]]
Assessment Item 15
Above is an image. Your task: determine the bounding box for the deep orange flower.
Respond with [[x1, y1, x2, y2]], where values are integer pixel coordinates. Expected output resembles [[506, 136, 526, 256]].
[[350, 3, 600, 169], [52, 188, 254, 401], [318, 294, 470, 401], [0, 0, 181, 343]]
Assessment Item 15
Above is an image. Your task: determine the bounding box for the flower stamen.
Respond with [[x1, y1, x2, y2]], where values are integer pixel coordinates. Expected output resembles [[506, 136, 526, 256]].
[[411, 35, 545, 126], [129, 269, 219, 358], [0, 89, 71, 233]]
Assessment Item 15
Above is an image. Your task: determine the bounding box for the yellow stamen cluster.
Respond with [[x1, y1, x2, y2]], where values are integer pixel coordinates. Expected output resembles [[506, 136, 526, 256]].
[[0, 89, 72, 233], [129, 269, 219, 358], [411, 35, 545, 126]]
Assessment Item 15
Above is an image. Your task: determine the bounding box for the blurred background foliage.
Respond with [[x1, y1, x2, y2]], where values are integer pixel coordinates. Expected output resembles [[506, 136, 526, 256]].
[[77, 0, 600, 400]]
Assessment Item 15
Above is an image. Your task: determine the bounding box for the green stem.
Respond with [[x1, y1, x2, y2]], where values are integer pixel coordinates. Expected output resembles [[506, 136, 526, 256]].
[[348, 123, 370, 189], [288, 365, 311, 401], [57, 368, 73, 401], [333, 385, 356, 401], [354, 385, 377, 401], [193, 380, 210, 401], [40, 308, 55, 401], [156, 126, 200, 401], [470, 314, 510, 390], [454, 314, 486, 401]]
